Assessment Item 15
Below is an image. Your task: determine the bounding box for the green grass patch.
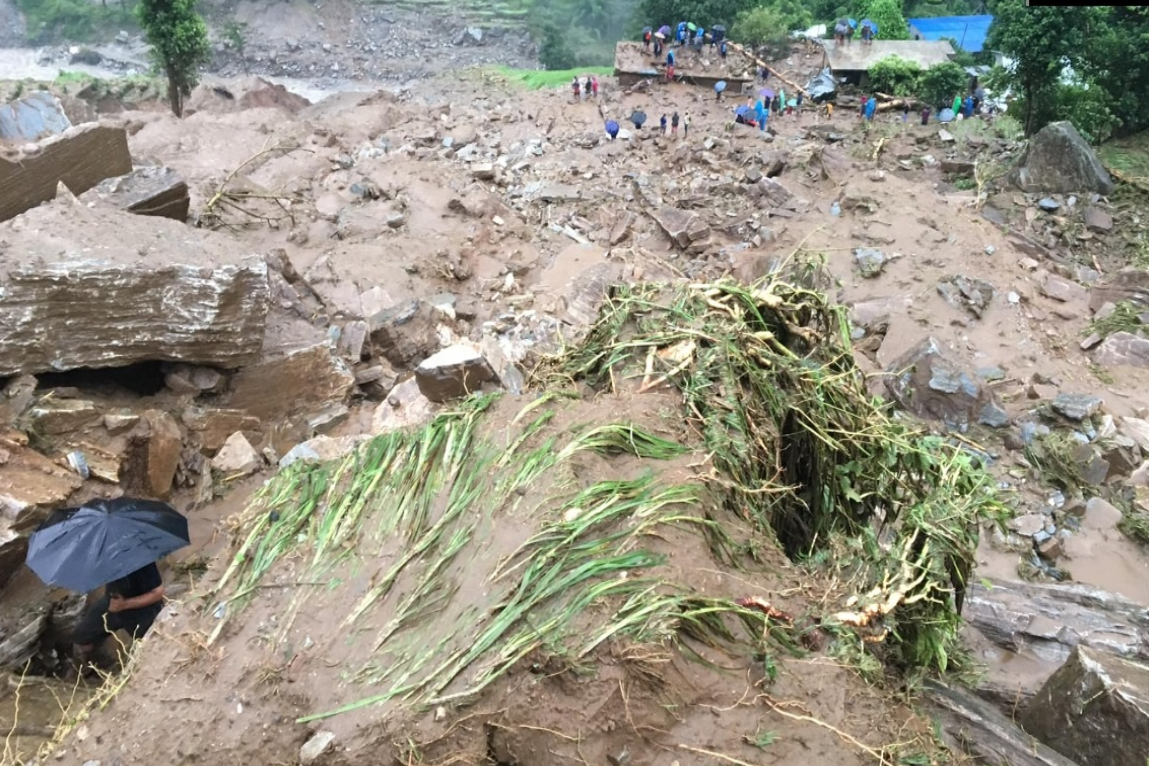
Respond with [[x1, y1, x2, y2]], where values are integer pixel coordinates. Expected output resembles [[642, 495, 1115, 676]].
[[485, 65, 613, 89], [1087, 300, 1147, 339], [1099, 130, 1149, 178], [17, 0, 138, 44], [1118, 502, 1149, 545]]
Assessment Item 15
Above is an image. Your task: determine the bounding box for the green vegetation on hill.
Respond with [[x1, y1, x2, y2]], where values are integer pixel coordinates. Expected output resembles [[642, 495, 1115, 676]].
[[487, 65, 614, 89], [17, 0, 139, 44]]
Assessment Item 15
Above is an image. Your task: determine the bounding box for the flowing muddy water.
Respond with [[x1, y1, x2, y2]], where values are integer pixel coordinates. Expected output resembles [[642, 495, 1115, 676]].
[[0, 46, 378, 104]]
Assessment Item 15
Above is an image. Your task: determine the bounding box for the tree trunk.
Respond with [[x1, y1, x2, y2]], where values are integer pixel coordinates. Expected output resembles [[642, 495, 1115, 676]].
[[167, 73, 183, 118]]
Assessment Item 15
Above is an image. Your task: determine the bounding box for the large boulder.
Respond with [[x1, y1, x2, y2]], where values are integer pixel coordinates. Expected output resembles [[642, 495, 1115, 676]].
[[883, 337, 994, 431], [0, 258, 269, 375], [0, 123, 132, 223], [1093, 332, 1149, 369], [1089, 269, 1149, 313], [0, 91, 72, 143], [1020, 646, 1149, 766], [1009, 121, 1114, 195], [650, 206, 709, 248], [227, 343, 356, 423]]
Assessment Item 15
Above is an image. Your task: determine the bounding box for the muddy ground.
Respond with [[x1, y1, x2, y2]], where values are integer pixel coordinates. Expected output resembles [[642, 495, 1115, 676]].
[[1, 26, 1148, 766]]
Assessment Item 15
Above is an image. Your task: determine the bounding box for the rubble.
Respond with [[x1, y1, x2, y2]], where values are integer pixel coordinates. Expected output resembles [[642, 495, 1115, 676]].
[[182, 408, 261, 453], [27, 398, 101, 434], [136, 410, 182, 499], [414, 344, 499, 403], [1051, 393, 1103, 421], [1009, 121, 1114, 195], [1040, 274, 1089, 304], [1020, 647, 1149, 766], [368, 300, 444, 368], [884, 337, 994, 431], [1089, 269, 1149, 312], [651, 205, 710, 248], [228, 343, 356, 422], [937, 275, 996, 318], [163, 364, 224, 395], [0, 124, 132, 223], [854, 247, 886, 278], [0, 259, 270, 376], [372, 378, 437, 433], [80, 166, 191, 221]]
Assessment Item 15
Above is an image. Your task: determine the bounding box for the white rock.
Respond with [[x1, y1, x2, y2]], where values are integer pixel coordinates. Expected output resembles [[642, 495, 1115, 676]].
[[300, 731, 336, 765], [212, 432, 261, 475]]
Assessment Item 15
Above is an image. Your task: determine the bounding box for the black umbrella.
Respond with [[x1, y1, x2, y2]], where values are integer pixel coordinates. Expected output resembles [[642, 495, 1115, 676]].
[[26, 497, 190, 593], [629, 110, 647, 128]]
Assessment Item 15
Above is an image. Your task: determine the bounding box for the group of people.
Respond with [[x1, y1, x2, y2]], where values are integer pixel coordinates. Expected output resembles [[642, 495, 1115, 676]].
[[641, 20, 730, 81], [570, 73, 601, 101], [833, 19, 877, 46], [854, 90, 988, 126]]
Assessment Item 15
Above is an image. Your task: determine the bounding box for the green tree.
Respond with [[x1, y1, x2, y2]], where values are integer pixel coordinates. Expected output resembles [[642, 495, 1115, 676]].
[[734, 6, 791, 49], [985, 0, 1105, 135], [538, 23, 576, 70], [868, 56, 922, 95], [917, 60, 967, 107], [135, 0, 210, 117], [862, 0, 910, 39], [633, 0, 757, 28]]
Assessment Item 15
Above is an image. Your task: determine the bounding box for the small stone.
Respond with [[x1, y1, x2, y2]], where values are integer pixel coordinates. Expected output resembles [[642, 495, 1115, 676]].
[[1038, 197, 1060, 211], [1007, 291, 1020, 305], [1040, 274, 1088, 303], [415, 344, 498, 403], [1008, 513, 1047, 537], [1052, 393, 1103, 421], [492, 215, 505, 226], [386, 212, 406, 229], [1036, 536, 1062, 560], [978, 402, 1010, 428], [300, 731, 336, 765], [434, 706, 447, 722], [976, 366, 1006, 382], [938, 129, 955, 143], [853, 247, 886, 278], [1083, 206, 1113, 232], [103, 410, 140, 434], [1018, 257, 1040, 271], [1080, 333, 1103, 350], [984, 245, 996, 256]]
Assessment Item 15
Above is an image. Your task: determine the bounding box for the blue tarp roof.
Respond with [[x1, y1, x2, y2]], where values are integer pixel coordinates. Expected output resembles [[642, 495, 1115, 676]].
[[907, 15, 992, 53]]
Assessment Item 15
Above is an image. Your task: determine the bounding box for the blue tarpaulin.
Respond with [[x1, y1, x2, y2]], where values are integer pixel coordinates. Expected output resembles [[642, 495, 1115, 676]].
[[908, 15, 993, 54]]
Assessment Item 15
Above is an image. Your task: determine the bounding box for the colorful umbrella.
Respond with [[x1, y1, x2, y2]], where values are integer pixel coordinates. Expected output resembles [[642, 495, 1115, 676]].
[[642, 26, 652, 34], [735, 105, 750, 117], [861, 18, 877, 32], [630, 110, 647, 128], [787, 99, 798, 107], [760, 88, 774, 99], [848, 18, 858, 28], [658, 25, 671, 36], [686, 22, 697, 31], [715, 80, 727, 93], [654, 31, 665, 39]]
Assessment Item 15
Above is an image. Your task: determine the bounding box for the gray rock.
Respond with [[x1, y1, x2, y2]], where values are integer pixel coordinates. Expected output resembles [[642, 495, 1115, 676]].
[[300, 730, 337, 765], [415, 344, 498, 403], [979, 402, 1010, 428], [743, 166, 762, 183], [279, 442, 322, 468], [1009, 513, 1047, 536], [1089, 269, 1149, 313], [1052, 393, 1103, 421], [1083, 206, 1113, 232], [228, 344, 356, 423], [27, 398, 100, 434], [1020, 647, 1149, 766], [1094, 332, 1149, 368], [1009, 121, 1114, 195], [80, 166, 190, 222], [368, 300, 443, 368], [1038, 197, 1060, 211], [884, 337, 994, 431], [163, 364, 223, 395], [977, 366, 1006, 382], [0, 91, 72, 143], [651, 206, 709, 248], [938, 275, 996, 318], [1040, 274, 1088, 303], [854, 247, 886, 278]]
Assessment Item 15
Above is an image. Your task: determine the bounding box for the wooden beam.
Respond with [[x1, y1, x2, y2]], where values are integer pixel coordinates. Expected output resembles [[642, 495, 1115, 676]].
[[725, 41, 808, 96]]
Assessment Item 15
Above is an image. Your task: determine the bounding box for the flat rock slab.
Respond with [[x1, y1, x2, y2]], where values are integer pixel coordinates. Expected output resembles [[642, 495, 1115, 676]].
[[0, 123, 131, 223], [415, 344, 498, 403], [1093, 332, 1149, 368], [1020, 647, 1149, 766], [884, 337, 992, 431], [81, 166, 191, 222], [0, 258, 269, 376], [0, 91, 71, 143], [1089, 269, 1149, 313]]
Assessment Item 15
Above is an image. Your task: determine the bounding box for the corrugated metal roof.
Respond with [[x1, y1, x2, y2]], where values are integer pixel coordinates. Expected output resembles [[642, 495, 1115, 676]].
[[907, 15, 993, 53], [820, 40, 956, 72]]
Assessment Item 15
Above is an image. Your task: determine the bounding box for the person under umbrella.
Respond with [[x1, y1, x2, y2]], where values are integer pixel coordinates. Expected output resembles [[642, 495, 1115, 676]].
[[26, 497, 189, 677], [712, 24, 726, 46], [642, 26, 652, 51], [629, 110, 647, 129], [606, 119, 620, 140], [719, 39, 728, 59], [715, 79, 727, 101]]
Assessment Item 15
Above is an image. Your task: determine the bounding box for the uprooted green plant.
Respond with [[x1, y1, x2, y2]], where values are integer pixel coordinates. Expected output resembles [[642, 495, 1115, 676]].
[[1087, 300, 1147, 339], [547, 277, 1003, 671]]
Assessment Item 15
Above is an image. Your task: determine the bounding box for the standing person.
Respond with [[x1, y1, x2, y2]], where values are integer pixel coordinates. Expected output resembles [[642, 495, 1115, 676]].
[[654, 38, 662, 57], [683, 110, 691, 137], [643, 28, 652, 51], [591, 75, 599, 99], [952, 93, 962, 116], [861, 23, 871, 45], [671, 111, 680, 136], [920, 105, 931, 125], [859, 95, 868, 119], [572, 77, 580, 102], [825, 101, 834, 120], [660, 113, 668, 135], [864, 94, 877, 121], [902, 102, 910, 123], [719, 40, 728, 60], [963, 94, 974, 118], [70, 562, 165, 678], [666, 49, 675, 82], [755, 98, 767, 132], [795, 91, 804, 119]]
